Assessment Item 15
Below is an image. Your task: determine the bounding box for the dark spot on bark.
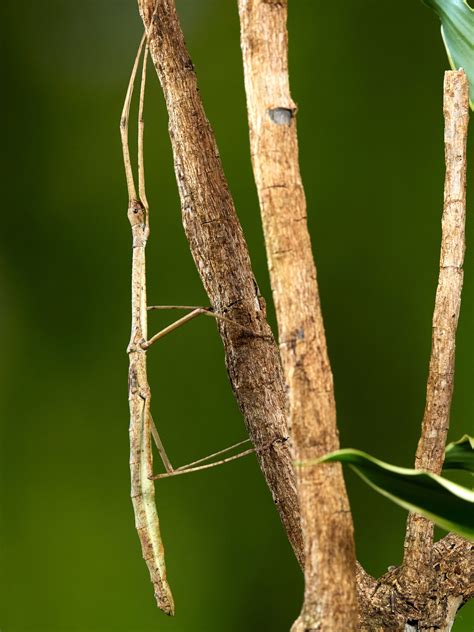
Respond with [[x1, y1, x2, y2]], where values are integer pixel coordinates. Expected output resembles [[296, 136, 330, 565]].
[[287, 328, 304, 353], [184, 58, 194, 72], [263, 0, 287, 6], [268, 107, 293, 126]]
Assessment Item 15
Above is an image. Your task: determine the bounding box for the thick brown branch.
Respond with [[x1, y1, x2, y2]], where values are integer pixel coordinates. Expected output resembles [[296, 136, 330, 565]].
[[403, 71, 470, 587], [137, 0, 303, 566], [238, 1, 358, 629]]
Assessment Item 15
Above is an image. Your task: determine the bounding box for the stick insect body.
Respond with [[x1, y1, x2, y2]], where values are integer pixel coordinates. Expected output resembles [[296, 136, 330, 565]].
[[122, 36, 175, 616], [121, 37, 272, 616]]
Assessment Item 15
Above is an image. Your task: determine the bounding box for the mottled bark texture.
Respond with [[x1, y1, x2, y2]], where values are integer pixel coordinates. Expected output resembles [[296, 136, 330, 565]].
[[137, 0, 304, 566], [357, 535, 473, 631], [238, 1, 358, 630], [403, 71, 470, 595]]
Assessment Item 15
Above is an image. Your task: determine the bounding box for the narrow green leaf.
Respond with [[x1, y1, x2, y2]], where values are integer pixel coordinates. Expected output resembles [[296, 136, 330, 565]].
[[423, 0, 474, 109], [444, 434, 474, 473], [310, 449, 474, 541]]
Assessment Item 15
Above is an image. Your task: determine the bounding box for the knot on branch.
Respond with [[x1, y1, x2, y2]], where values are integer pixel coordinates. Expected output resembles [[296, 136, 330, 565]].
[[267, 106, 295, 126]]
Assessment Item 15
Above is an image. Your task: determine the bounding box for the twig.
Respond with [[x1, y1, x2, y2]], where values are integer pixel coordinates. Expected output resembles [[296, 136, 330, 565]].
[[122, 36, 174, 615], [238, 1, 358, 629], [403, 71, 470, 585], [140, 0, 304, 565]]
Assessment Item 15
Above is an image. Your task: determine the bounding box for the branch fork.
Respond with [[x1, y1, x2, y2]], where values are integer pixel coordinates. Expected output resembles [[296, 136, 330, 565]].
[[128, 2, 471, 628]]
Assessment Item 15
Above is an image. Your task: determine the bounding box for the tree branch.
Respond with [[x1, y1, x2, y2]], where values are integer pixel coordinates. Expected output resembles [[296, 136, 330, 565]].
[[136, 0, 304, 566], [403, 70, 470, 587], [238, 1, 358, 629]]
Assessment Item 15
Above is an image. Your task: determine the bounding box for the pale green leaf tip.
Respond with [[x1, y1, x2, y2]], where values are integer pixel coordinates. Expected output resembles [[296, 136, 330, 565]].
[[424, 0, 474, 110], [446, 434, 474, 450], [444, 433, 474, 473], [307, 446, 474, 540]]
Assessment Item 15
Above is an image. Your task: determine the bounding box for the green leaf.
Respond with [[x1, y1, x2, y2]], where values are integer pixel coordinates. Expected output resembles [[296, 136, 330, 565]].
[[423, 0, 474, 109], [444, 434, 474, 473], [311, 449, 474, 541]]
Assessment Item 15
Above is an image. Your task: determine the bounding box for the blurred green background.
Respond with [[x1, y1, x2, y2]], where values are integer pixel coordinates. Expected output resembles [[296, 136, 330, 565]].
[[1, 1, 473, 630]]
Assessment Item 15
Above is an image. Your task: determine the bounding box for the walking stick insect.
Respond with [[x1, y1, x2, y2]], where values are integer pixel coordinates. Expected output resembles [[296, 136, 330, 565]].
[[121, 36, 272, 615]]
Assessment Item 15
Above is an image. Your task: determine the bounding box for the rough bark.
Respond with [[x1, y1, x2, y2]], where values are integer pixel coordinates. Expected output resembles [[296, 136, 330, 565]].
[[403, 71, 470, 596], [238, 1, 358, 629], [357, 534, 473, 631], [137, 0, 304, 566]]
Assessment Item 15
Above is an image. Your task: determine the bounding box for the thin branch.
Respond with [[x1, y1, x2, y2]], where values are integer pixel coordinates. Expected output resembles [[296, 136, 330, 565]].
[[122, 37, 174, 615], [403, 70, 470, 584], [238, 1, 358, 629]]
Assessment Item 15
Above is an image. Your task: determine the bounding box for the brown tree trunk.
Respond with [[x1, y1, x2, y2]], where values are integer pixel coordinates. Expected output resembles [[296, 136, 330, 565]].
[[238, 1, 358, 629]]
